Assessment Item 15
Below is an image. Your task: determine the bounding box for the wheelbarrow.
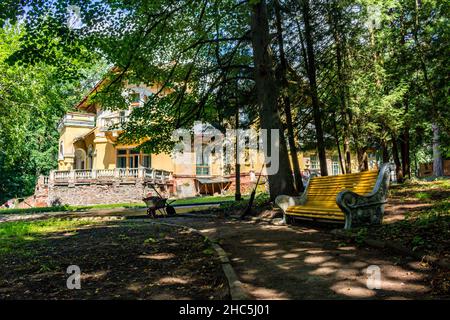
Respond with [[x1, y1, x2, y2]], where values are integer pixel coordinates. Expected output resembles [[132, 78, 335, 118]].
[[142, 185, 176, 218]]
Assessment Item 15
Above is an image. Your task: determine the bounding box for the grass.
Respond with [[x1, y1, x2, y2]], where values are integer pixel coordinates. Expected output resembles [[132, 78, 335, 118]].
[[0, 218, 101, 255], [414, 192, 431, 200], [169, 194, 245, 206], [364, 179, 450, 257], [0, 194, 244, 215]]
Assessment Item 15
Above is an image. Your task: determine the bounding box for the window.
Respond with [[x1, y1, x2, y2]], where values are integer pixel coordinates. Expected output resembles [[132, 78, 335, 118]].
[[143, 155, 151, 168], [87, 145, 94, 169], [332, 157, 341, 176], [196, 146, 210, 176], [310, 156, 319, 170], [75, 149, 86, 170], [116, 148, 151, 169], [59, 141, 64, 160]]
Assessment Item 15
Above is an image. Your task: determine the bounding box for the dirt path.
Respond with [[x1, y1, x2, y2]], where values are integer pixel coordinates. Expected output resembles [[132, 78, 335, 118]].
[[164, 216, 440, 300]]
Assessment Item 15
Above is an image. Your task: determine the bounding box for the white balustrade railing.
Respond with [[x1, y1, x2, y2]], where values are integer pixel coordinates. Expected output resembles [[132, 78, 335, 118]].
[[49, 168, 171, 183], [75, 170, 93, 179], [118, 168, 139, 178], [54, 171, 70, 180], [99, 115, 128, 131], [97, 169, 115, 178]]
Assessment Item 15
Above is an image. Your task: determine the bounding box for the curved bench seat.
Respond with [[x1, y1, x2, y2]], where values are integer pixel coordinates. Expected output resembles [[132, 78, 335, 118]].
[[275, 163, 392, 229]]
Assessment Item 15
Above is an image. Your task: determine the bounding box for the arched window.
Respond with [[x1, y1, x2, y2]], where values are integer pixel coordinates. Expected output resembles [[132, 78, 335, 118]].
[[75, 149, 86, 170], [87, 145, 94, 169], [59, 141, 64, 160]]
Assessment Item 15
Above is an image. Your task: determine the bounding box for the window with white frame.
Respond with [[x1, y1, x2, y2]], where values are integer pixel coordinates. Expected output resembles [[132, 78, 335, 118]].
[[116, 148, 151, 169]]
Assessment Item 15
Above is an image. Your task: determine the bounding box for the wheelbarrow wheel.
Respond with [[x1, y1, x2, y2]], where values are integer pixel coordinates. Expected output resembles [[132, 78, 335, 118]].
[[165, 205, 176, 216], [147, 208, 156, 218]]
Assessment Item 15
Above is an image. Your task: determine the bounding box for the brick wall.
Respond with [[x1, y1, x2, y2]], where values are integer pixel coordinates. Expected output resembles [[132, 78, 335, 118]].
[[47, 182, 172, 206]]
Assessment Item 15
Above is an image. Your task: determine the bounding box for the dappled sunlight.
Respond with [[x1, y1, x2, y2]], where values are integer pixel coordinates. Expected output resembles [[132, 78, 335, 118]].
[[180, 217, 437, 299], [157, 276, 191, 285], [304, 255, 333, 265], [331, 281, 377, 298], [138, 253, 176, 260]]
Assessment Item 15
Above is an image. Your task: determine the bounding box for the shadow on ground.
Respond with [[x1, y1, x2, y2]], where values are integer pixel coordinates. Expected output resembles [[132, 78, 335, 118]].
[[172, 216, 441, 300], [0, 218, 227, 300]]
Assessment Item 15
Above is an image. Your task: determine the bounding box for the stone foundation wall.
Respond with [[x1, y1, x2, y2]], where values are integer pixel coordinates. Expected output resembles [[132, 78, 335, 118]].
[[48, 182, 172, 206]]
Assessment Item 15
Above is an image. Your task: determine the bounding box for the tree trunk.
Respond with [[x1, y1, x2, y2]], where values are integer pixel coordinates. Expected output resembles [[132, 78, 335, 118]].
[[235, 107, 241, 201], [329, 1, 349, 175], [300, 0, 328, 176], [274, 0, 304, 192], [343, 137, 351, 173], [400, 130, 410, 179], [381, 139, 389, 163], [357, 147, 369, 172], [432, 123, 444, 177], [250, 0, 296, 200], [332, 113, 345, 174], [391, 136, 404, 182]]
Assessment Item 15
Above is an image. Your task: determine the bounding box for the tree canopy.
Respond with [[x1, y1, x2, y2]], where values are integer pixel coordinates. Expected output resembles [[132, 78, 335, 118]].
[[0, 0, 448, 201]]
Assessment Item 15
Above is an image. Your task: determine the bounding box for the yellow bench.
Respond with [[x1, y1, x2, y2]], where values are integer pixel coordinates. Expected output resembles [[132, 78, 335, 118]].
[[275, 163, 391, 229]]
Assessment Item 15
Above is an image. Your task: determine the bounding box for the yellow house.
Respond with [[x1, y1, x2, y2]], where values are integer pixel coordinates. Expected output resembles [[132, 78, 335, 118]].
[[51, 77, 379, 205], [56, 79, 268, 199]]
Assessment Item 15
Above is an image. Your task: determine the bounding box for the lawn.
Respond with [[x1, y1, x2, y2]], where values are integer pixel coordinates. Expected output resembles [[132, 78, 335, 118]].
[[0, 194, 244, 215], [0, 217, 227, 299]]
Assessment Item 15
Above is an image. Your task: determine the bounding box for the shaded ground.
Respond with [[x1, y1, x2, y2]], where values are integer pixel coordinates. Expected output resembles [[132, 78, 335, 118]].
[[364, 180, 450, 296], [0, 217, 227, 299], [167, 216, 446, 300], [0, 180, 448, 300]]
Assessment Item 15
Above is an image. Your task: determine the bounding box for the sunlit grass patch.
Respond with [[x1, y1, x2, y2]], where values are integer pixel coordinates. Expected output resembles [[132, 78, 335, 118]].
[[0, 218, 102, 255], [414, 192, 431, 200]]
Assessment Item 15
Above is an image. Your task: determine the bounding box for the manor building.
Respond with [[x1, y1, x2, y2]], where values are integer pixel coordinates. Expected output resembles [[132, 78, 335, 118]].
[[32, 79, 378, 207]]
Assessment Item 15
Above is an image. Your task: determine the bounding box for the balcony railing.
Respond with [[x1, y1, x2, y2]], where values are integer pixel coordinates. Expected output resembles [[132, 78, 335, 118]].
[[50, 168, 172, 184], [99, 115, 128, 132], [58, 112, 96, 131]]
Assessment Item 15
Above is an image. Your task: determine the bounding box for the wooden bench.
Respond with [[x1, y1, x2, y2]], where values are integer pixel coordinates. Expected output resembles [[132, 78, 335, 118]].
[[275, 163, 392, 229]]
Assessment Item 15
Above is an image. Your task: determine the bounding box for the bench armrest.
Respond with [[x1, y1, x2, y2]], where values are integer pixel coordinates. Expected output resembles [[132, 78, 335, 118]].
[[336, 163, 392, 229]]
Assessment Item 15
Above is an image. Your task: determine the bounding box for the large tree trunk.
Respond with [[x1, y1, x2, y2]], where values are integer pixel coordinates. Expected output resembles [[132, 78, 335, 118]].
[[343, 136, 351, 173], [391, 135, 404, 182], [381, 139, 389, 163], [235, 107, 242, 201], [274, 0, 304, 192], [300, 0, 328, 176], [400, 130, 410, 179], [329, 1, 350, 174], [250, 0, 296, 200], [432, 123, 444, 177], [356, 147, 369, 172]]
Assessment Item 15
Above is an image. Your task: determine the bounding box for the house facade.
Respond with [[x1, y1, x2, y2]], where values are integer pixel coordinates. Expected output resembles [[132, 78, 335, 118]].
[[30, 80, 379, 207]]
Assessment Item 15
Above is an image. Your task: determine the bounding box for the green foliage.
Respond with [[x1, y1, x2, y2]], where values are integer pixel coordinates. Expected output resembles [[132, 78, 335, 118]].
[[414, 192, 431, 200], [0, 25, 107, 203]]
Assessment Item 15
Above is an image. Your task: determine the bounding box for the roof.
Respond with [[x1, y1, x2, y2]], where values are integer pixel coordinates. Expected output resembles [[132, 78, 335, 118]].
[[75, 66, 121, 111]]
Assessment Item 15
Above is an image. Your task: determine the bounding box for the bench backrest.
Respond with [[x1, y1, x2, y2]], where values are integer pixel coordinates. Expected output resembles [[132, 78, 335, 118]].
[[305, 170, 379, 209]]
